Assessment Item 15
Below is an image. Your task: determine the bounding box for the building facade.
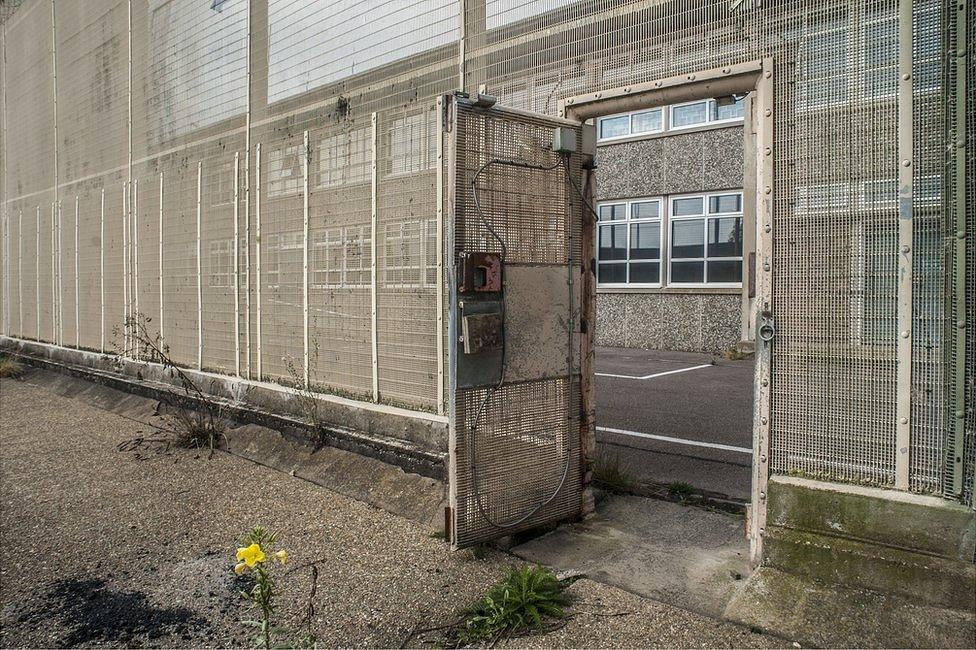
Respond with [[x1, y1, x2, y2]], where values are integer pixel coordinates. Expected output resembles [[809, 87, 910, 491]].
[[593, 98, 747, 352]]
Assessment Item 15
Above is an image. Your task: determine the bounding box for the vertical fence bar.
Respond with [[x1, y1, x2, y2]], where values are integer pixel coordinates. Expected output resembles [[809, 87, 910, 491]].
[[158, 172, 164, 343], [50, 0, 59, 341], [100, 189, 105, 352], [51, 203, 56, 342], [255, 143, 262, 380], [35, 206, 39, 341], [234, 151, 241, 377], [243, 0, 252, 380], [435, 97, 445, 415], [895, 0, 914, 489], [133, 179, 139, 331], [18, 209, 23, 336], [750, 60, 775, 565], [302, 130, 310, 388], [370, 112, 379, 402], [196, 161, 203, 370], [122, 182, 128, 354], [951, 0, 968, 495], [74, 195, 79, 348], [57, 201, 63, 345]]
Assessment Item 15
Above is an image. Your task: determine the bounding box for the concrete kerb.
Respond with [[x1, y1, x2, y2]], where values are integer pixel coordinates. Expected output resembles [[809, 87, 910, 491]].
[[0, 337, 447, 481]]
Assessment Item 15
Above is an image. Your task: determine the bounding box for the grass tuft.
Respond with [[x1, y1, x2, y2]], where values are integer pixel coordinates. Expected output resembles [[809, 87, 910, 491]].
[[667, 481, 695, 499], [458, 565, 571, 644], [0, 355, 25, 379], [169, 408, 226, 451], [592, 451, 636, 494]]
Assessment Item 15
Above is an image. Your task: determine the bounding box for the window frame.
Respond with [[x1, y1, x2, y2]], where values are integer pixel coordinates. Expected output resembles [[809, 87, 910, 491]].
[[667, 191, 744, 288], [596, 107, 665, 142], [668, 98, 745, 132], [595, 197, 664, 289]]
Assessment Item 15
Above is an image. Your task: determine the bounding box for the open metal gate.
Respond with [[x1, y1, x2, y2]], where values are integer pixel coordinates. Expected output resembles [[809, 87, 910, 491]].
[[443, 94, 594, 548]]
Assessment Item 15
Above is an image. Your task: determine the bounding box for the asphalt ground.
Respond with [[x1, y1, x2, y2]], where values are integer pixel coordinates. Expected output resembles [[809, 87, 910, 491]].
[[0, 371, 777, 648], [594, 346, 755, 501]]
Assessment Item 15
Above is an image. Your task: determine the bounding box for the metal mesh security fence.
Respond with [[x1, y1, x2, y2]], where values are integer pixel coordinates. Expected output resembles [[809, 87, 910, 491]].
[[0, 1, 971, 506]]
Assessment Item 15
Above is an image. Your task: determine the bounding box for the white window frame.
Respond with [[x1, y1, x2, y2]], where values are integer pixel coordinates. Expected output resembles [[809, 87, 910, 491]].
[[796, 16, 853, 111], [668, 98, 745, 132], [311, 225, 371, 289], [596, 108, 665, 142], [317, 128, 371, 189], [382, 218, 437, 289], [388, 109, 437, 177], [668, 191, 744, 288], [208, 239, 234, 288], [595, 198, 664, 289]]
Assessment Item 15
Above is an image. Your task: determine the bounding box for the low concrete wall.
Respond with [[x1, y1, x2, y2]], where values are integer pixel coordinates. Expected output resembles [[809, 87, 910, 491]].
[[762, 475, 976, 611], [595, 292, 740, 353], [0, 336, 448, 477]]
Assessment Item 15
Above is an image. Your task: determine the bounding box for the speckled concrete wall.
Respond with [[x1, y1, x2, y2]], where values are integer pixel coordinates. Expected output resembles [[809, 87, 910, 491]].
[[595, 126, 744, 199], [596, 293, 741, 353], [594, 126, 745, 352]]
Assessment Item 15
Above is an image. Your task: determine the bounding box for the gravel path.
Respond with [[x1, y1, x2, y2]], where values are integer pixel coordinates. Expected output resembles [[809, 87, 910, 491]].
[[0, 373, 779, 648]]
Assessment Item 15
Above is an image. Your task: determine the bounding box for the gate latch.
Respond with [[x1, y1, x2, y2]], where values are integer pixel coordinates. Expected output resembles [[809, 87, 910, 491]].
[[758, 311, 775, 344]]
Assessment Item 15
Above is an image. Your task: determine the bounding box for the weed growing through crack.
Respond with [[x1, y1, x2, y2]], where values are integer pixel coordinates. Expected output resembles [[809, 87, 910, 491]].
[[0, 355, 25, 378], [592, 451, 636, 494], [667, 481, 695, 502], [116, 313, 226, 457], [456, 565, 572, 644], [283, 355, 322, 432]]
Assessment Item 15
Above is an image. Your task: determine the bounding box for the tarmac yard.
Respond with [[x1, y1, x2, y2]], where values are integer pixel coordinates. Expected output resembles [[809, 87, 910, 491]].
[[594, 346, 755, 501]]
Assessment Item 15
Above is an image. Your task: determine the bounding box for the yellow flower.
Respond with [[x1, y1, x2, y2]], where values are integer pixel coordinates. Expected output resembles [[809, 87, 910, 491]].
[[234, 562, 248, 575], [236, 543, 266, 567], [275, 550, 289, 565]]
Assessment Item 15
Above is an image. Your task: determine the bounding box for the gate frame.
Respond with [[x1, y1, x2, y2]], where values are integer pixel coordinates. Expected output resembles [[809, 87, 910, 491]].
[[558, 59, 775, 566]]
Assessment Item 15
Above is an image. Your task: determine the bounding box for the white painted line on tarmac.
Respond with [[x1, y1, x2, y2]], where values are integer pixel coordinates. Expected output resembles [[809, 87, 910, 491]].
[[595, 363, 712, 381], [596, 425, 752, 455]]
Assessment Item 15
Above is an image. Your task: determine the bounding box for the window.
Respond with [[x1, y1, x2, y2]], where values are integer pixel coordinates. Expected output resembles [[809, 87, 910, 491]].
[[318, 129, 371, 188], [209, 239, 234, 288], [596, 97, 743, 142], [390, 110, 437, 176], [596, 199, 662, 286], [669, 97, 745, 130], [798, 18, 850, 108], [862, 11, 897, 98], [383, 219, 437, 288], [597, 108, 663, 140], [311, 226, 371, 288], [669, 192, 743, 286], [267, 143, 305, 198]]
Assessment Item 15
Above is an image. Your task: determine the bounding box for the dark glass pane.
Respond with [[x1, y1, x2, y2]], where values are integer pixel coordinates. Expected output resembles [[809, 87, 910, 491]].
[[709, 193, 742, 214], [629, 262, 659, 284], [598, 224, 627, 260], [707, 260, 742, 283], [599, 203, 625, 221], [671, 101, 707, 127], [632, 201, 659, 219], [671, 219, 704, 258], [672, 197, 704, 216], [631, 109, 662, 133], [671, 261, 704, 283], [712, 97, 745, 121], [600, 115, 629, 139], [707, 217, 743, 257], [598, 263, 627, 284], [629, 222, 660, 259]]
